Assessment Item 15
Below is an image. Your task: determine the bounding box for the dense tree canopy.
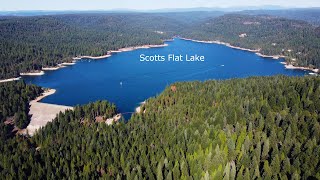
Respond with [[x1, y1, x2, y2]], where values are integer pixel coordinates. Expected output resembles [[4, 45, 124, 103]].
[[0, 76, 319, 179], [0, 81, 42, 138], [180, 14, 320, 69], [240, 9, 320, 26], [1, 13, 320, 79], [0, 14, 178, 79], [0, 11, 320, 179]]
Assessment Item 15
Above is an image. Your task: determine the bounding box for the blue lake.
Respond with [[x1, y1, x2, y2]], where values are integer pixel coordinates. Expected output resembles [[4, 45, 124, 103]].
[[23, 38, 308, 116]]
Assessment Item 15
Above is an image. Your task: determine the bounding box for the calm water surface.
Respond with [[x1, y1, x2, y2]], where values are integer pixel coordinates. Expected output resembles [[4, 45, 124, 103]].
[[23, 39, 308, 116]]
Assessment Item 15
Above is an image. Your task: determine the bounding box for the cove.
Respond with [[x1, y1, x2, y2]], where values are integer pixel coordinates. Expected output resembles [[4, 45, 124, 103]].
[[23, 38, 309, 118]]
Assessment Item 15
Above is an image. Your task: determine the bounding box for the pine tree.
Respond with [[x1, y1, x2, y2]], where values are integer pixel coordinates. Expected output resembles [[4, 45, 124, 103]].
[[166, 170, 173, 180], [243, 168, 250, 180], [173, 161, 180, 179], [157, 162, 163, 180], [271, 154, 281, 175], [262, 161, 272, 180], [262, 139, 270, 160]]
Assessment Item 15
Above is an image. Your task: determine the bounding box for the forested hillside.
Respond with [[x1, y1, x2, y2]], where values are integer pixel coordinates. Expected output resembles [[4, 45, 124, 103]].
[[155, 11, 225, 23], [0, 14, 179, 79], [181, 14, 320, 69], [0, 76, 319, 179], [241, 9, 320, 25], [0, 81, 42, 138], [1, 13, 320, 79]]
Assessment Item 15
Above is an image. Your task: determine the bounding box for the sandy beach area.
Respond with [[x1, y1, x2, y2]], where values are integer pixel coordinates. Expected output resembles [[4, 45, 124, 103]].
[[284, 64, 319, 73], [163, 38, 174, 42], [135, 101, 146, 114], [20, 71, 45, 76], [75, 54, 112, 60], [42, 65, 66, 71], [0, 77, 21, 83], [135, 106, 142, 113], [255, 53, 283, 59], [42, 61, 76, 71], [118, 44, 168, 52], [108, 50, 122, 53], [74, 44, 168, 60], [25, 89, 73, 135], [106, 114, 122, 125], [61, 62, 76, 66], [42, 67, 60, 71], [181, 38, 260, 53], [182, 38, 285, 59]]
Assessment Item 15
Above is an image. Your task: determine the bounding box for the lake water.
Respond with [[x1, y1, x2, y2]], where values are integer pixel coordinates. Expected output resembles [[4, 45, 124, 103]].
[[23, 38, 308, 117]]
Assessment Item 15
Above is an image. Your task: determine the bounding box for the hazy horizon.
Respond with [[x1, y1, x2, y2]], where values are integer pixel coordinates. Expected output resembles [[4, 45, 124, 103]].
[[0, 0, 320, 11]]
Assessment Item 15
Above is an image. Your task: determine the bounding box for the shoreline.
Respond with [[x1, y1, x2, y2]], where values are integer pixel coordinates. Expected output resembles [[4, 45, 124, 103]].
[[42, 65, 66, 71], [61, 62, 76, 66], [20, 71, 45, 76], [280, 62, 319, 73], [135, 101, 146, 114], [181, 38, 260, 53], [73, 54, 112, 60], [33, 89, 57, 102], [255, 53, 285, 60], [4, 37, 318, 81], [0, 77, 21, 83], [181, 37, 319, 74], [25, 89, 73, 136], [74, 44, 169, 60], [42, 61, 77, 71], [11, 42, 169, 79]]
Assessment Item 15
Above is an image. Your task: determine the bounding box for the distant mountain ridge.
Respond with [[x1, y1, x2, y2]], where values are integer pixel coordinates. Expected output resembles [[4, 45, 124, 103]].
[[2, 7, 320, 26], [0, 6, 308, 16], [240, 8, 320, 25]]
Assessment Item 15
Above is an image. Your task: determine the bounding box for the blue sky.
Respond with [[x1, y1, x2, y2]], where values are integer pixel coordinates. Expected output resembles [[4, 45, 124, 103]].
[[0, 0, 319, 11]]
